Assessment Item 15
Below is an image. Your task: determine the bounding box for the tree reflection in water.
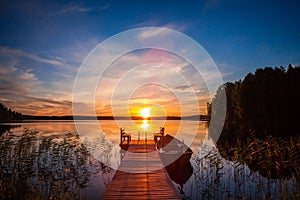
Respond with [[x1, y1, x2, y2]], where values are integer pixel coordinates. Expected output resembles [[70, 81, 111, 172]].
[[0, 125, 20, 136], [182, 142, 300, 200], [0, 129, 115, 199]]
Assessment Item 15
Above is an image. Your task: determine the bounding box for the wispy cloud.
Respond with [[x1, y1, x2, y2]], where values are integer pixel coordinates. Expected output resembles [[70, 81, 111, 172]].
[[0, 63, 73, 115], [138, 28, 172, 40], [204, 0, 221, 10], [2, 95, 74, 116], [57, 3, 110, 15], [0, 46, 80, 94], [133, 18, 189, 33], [0, 64, 39, 95], [0, 29, 214, 116], [136, 22, 190, 41], [0, 44, 89, 115], [90, 48, 211, 116], [58, 5, 93, 14], [174, 84, 194, 91], [98, 4, 110, 12], [0, 46, 64, 66]]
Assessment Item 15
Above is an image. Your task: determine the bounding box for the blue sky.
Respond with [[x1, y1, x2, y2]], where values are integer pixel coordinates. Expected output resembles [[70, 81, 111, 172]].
[[0, 0, 299, 116]]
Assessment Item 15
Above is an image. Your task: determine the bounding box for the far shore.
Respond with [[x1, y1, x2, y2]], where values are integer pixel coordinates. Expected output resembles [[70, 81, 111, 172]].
[[0, 114, 209, 123]]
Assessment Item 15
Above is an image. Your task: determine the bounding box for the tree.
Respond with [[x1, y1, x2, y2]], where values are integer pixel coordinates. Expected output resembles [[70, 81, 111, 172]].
[[0, 103, 23, 121], [208, 65, 300, 146]]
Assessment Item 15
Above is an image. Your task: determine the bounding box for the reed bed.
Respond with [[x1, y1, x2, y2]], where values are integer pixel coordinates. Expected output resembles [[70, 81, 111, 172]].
[[0, 130, 115, 200], [181, 135, 300, 200]]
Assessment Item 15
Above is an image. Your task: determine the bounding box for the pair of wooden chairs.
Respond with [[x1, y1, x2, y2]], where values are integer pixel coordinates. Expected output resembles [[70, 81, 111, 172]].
[[154, 127, 165, 143], [120, 127, 165, 144], [120, 128, 131, 144]]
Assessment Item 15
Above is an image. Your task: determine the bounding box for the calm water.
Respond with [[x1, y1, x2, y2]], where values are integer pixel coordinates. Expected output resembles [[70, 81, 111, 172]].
[[0, 120, 299, 199]]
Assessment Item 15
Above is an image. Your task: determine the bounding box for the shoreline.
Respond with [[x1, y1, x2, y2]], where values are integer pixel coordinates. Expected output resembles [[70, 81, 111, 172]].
[[0, 115, 209, 123]]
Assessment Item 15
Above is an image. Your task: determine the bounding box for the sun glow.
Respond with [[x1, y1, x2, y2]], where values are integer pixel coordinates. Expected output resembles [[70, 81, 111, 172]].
[[140, 108, 151, 119], [141, 119, 149, 131]]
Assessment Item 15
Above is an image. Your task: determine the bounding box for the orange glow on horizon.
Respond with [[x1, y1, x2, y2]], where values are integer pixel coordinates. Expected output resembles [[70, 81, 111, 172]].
[[127, 83, 182, 118]]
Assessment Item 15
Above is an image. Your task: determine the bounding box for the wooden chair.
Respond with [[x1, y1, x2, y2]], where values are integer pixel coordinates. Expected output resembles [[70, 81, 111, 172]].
[[154, 127, 165, 143], [120, 128, 131, 144]]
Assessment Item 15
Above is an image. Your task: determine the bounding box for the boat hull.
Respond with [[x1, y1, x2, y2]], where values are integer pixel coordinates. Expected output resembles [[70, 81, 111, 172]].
[[156, 134, 193, 194]]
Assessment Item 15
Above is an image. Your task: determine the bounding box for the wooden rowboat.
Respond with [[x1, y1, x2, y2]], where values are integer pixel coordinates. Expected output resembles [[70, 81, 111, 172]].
[[156, 134, 193, 194]]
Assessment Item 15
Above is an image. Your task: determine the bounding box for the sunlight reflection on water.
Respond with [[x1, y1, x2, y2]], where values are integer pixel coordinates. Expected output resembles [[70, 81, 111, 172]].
[[0, 120, 208, 199], [1, 120, 297, 199]]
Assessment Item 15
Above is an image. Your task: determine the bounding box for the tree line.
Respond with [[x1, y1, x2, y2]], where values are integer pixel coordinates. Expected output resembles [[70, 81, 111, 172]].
[[0, 103, 23, 121], [208, 64, 300, 145]]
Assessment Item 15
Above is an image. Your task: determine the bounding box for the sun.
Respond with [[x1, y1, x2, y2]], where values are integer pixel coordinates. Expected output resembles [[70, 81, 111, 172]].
[[140, 108, 151, 119]]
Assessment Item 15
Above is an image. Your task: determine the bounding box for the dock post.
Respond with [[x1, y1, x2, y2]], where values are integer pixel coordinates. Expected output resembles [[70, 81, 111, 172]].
[[120, 128, 122, 145]]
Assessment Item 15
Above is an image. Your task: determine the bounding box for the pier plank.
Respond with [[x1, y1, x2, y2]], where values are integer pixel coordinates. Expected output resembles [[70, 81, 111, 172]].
[[101, 140, 180, 200]]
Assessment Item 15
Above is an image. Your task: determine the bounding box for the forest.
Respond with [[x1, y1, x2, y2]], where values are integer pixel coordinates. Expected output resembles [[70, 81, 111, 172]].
[[208, 65, 300, 179], [208, 64, 300, 141], [0, 103, 23, 121]]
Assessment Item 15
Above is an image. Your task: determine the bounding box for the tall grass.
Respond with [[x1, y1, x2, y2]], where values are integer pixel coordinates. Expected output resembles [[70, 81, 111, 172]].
[[181, 135, 300, 200], [218, 134, 300, 180], [0, 129, 114, 200]]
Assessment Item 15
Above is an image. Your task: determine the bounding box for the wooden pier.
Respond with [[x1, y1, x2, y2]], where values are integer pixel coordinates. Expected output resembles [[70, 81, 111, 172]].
[[101, 140, 180, 200]]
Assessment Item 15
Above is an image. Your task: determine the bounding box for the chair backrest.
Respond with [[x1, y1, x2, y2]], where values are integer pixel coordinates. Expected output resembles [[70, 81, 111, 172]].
[[160, 127, 165, 136], [120, 128, 125, 135]]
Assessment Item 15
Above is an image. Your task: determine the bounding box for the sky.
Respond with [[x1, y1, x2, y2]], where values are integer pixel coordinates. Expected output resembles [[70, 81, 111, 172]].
[[0, 0, 299, 116]]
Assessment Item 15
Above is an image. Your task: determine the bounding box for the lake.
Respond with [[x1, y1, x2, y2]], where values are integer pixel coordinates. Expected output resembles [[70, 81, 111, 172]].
[[0, 120, 299, 199]]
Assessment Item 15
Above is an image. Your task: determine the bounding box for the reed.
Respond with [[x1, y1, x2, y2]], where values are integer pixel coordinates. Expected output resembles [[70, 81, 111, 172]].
[[0, 129, 113, 200], [188, 135, 300, 200], [218, 134, 300, 180]]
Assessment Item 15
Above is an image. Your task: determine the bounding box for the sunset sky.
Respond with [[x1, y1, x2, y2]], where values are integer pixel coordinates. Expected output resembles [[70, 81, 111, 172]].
[[0, 0, 299, 116]]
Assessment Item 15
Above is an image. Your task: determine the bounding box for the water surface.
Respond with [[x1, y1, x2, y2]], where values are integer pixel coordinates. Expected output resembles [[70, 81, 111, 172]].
[[0, 120, 299, 199]]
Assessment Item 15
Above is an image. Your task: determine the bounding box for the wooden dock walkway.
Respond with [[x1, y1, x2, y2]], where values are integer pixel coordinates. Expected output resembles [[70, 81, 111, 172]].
[[101, 140, 180, 200]]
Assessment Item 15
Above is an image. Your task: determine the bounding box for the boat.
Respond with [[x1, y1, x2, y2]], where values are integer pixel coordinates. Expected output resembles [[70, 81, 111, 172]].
[[156, 134, 193, 194], [156, 134, 193, 165]]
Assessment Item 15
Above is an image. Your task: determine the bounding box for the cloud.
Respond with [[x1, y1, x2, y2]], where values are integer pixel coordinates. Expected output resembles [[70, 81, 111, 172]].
[[204, 0, 221, 10], [0, 65, 39, 95], [24, 96, 72, 107], [0, 46, 77, 115], [133, 18, 189, 33], [0, 39, 101, 116], [73, 33, 220, 116], [0, 46, 64, 66], [0, 28, 218, 116], [82, 47, 215, 116], [0, 45, 79, 94], [138, 28, 172, 40], [174, 84, 194, 91], [6, 96, 75, 116], [98, 4, 110, 12], [58, 5, 93, 14], [136, 24, 189, 41], [57, 3, 110, 15], [0, 65, 73, 116]]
